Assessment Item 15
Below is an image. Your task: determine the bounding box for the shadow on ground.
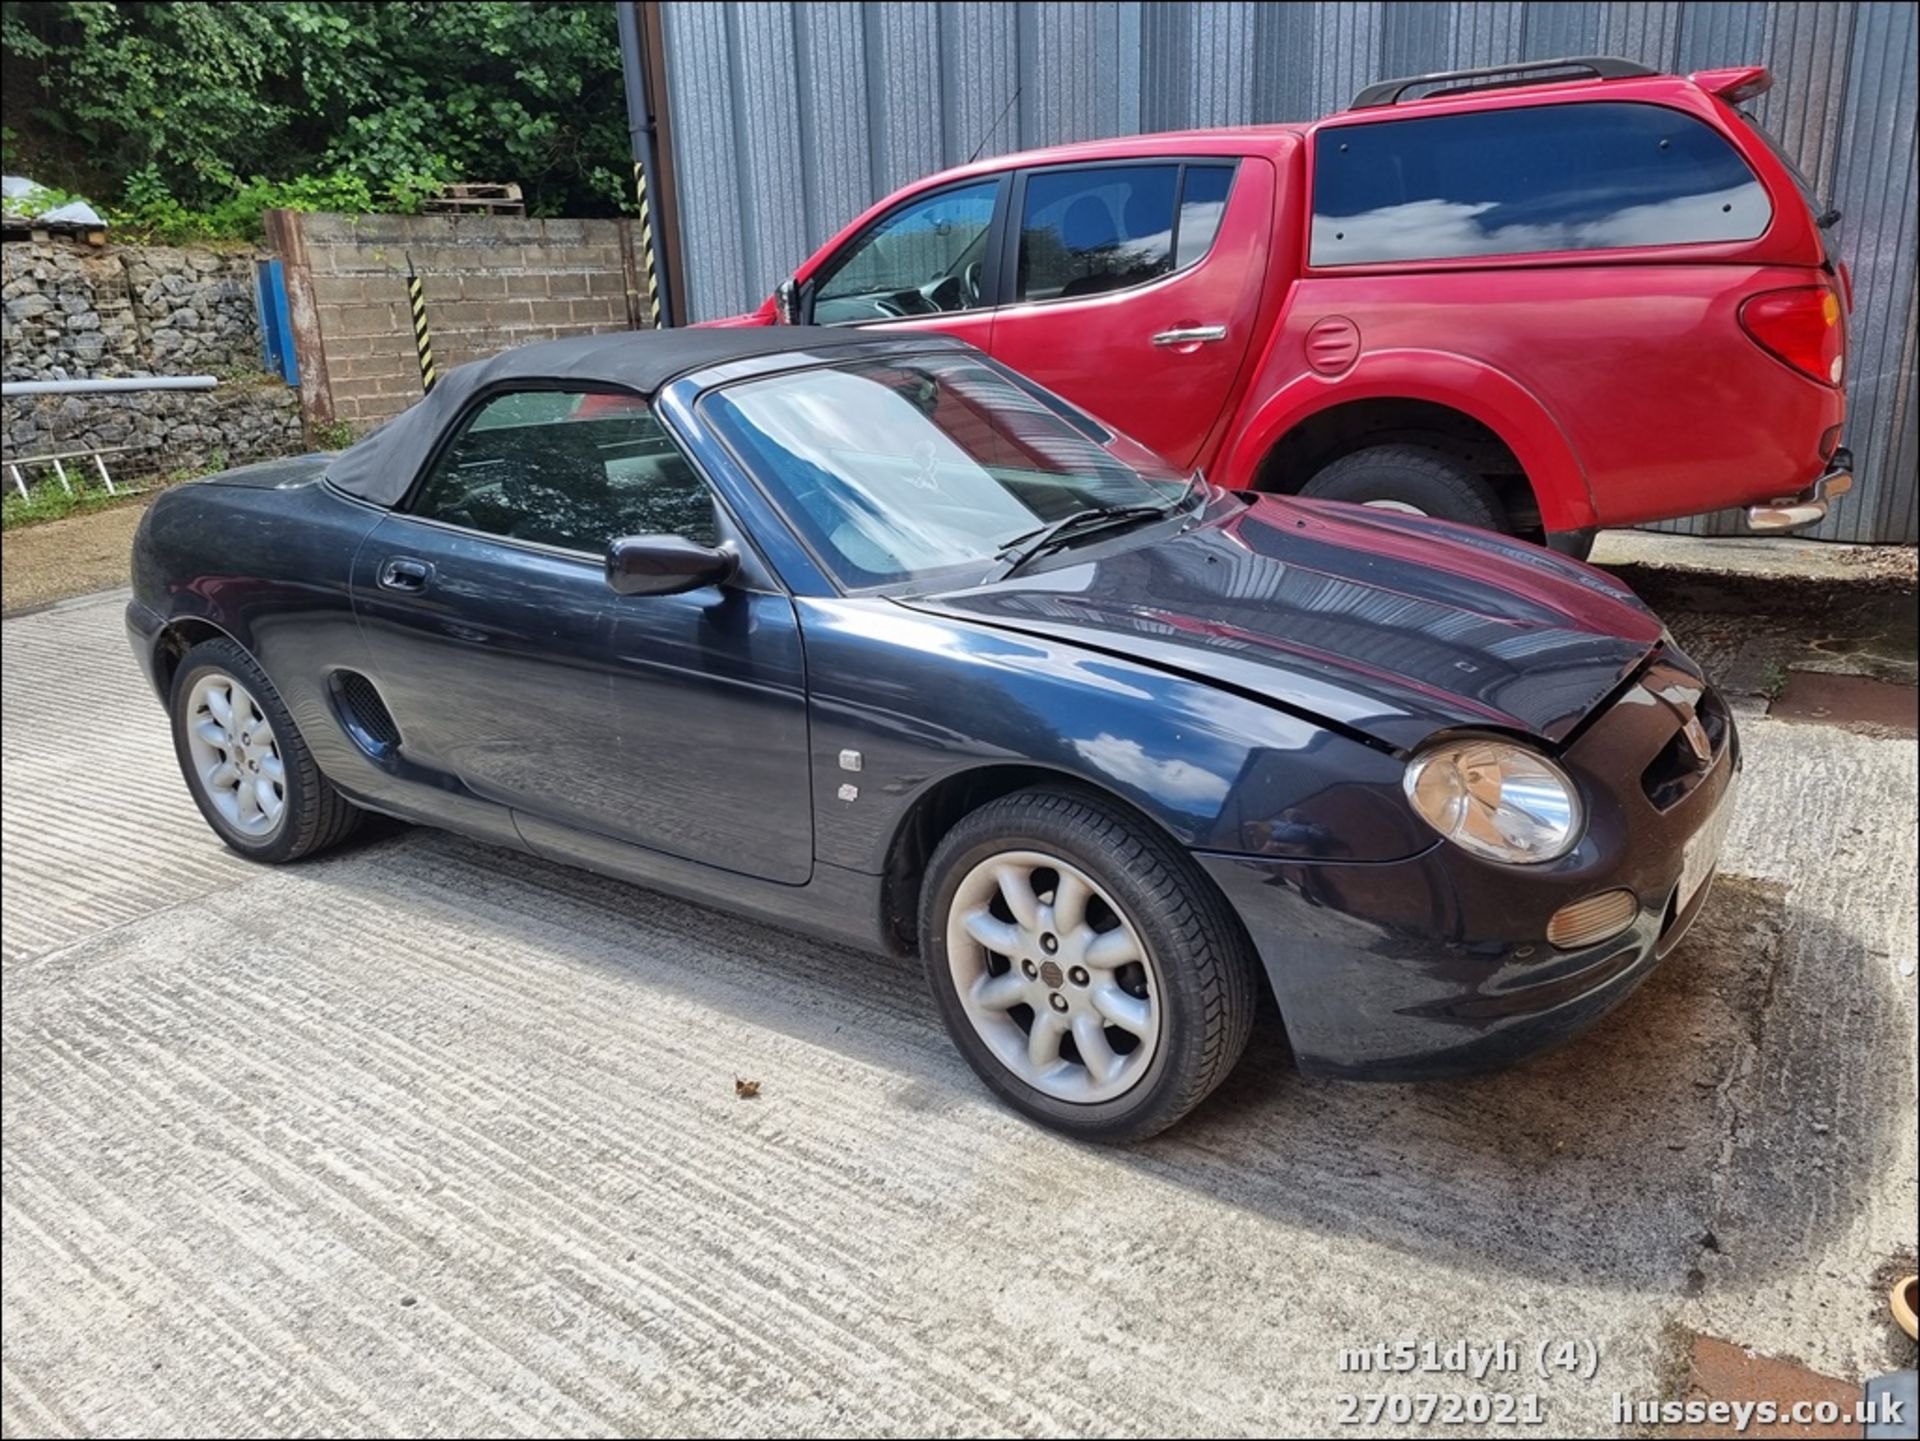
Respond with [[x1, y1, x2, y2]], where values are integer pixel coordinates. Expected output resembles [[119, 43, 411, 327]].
[[1611, 564, 1919, 693], [298, 831, 1907, 1298]]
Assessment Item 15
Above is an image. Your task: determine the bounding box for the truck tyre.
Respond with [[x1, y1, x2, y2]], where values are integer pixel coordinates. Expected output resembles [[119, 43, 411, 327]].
[[1300, 445, 1508, 531]]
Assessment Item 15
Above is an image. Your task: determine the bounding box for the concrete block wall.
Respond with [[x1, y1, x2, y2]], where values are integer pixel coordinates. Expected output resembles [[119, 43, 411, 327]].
[[271, 212, 648, 434]]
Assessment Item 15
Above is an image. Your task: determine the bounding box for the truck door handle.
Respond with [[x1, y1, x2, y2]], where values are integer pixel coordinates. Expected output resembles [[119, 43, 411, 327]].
[[378, 557, 432, 592], [1152, 324, 1228, 347]]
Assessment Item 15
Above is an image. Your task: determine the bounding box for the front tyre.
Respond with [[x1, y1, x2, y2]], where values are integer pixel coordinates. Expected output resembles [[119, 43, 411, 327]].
[[169, 638, 362, 863], [920, 788, 1259, 1142]]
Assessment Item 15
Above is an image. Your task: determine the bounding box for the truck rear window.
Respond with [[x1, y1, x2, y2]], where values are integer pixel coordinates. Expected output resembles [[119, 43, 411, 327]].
[[1311, 101, 1771, 266]]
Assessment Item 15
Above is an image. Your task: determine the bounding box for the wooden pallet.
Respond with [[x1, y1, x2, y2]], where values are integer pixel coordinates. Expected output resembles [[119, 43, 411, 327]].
[[421, 182, 525, 216]]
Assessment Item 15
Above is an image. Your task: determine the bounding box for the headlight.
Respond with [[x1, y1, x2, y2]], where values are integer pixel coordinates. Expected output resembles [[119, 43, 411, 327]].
[[1403, 737, 1583, 864]]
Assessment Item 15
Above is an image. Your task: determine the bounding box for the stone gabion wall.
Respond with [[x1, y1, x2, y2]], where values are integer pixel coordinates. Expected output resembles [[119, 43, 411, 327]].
[[1, 239, 267, 380], [1, 383, 305, 482], [1, 236, 304, 477]]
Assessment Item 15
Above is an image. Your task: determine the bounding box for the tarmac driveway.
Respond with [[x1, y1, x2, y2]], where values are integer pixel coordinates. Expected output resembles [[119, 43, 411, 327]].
[[3, 590, 1915, 1436]]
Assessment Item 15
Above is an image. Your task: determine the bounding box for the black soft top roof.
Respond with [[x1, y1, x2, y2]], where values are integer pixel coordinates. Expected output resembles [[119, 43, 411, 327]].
[[324, 325, 960, 508]]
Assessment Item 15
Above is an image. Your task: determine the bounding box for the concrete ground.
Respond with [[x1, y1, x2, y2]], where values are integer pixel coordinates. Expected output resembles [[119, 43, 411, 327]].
[[1589, 528, 1918, 584], [3, 590, 1915, 1438]]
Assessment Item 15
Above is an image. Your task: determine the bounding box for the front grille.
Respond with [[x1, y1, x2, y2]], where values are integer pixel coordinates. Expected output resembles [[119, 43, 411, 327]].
[[337, 669, 400, 749], [1641, 684, 1729, 810]]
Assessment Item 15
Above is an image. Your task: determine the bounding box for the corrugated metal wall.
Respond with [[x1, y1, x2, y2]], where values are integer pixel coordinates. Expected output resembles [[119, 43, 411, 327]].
[[660, 1, 1917, 543]]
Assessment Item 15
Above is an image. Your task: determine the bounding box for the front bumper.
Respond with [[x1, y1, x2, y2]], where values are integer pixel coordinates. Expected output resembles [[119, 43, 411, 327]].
[[1199, 651, 1740, 1080], [1746, 449, 1853, 533]]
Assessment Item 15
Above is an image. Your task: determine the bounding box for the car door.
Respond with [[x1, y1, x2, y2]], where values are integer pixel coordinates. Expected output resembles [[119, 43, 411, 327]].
[[987, 159, 1271, 469], [348, 386, 814, 884], [801, 175, 1006, 352]]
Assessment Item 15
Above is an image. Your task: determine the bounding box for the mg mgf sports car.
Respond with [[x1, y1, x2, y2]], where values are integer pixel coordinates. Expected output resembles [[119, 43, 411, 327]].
[[128, 328, 1738, 1141]]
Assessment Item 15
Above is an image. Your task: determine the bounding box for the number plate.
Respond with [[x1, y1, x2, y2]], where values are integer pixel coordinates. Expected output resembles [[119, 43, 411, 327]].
[[1677, 775, 1737, 912]]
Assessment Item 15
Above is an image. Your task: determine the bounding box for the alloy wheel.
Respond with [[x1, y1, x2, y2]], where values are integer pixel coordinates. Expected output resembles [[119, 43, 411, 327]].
[[184, 672, 287, 837], [944, 849, 1161, 1103]]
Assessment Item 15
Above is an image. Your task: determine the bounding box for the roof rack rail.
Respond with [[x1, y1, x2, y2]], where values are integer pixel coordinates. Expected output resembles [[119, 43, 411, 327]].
[[1349, 56, 1659, 110]]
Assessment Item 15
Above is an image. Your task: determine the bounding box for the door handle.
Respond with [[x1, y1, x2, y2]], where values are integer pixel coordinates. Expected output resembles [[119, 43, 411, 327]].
[[1152, 324, 1229, 347], [378, 557, 432, 592]]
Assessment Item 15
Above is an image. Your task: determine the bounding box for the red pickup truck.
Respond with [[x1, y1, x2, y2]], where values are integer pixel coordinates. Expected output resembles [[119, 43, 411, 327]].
[[711, 57, 1854, 556]]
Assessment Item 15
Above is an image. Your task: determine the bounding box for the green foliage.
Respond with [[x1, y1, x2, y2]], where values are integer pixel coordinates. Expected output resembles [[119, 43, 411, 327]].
[[1, 1, 630, 235], [111, 166, 379, 243], [310, 419, 357, 450], [1, 451, 228, 530], [0, 481, 128, 529]]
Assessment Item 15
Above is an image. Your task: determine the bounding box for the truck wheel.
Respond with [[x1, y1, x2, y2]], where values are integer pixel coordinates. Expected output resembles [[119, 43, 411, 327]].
[[1300, 445, 1508, 531]]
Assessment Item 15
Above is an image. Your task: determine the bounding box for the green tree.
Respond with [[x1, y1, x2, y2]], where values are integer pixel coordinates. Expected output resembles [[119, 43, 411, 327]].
[[0, 0, 629, 229]]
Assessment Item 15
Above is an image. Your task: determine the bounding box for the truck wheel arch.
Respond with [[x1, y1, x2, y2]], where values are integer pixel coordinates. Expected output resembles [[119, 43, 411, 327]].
[[1221, 353, 1597, 534]]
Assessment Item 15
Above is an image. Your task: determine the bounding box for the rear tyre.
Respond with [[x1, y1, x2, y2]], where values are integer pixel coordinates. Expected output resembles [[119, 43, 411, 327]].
[[169, 638, 362, 863], [919, 787, 1259, 1143], [1300, 444, 1507, 531]]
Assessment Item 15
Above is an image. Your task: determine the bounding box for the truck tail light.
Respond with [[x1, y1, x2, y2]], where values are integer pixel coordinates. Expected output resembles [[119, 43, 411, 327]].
[[1739, 287, 1845, 387]]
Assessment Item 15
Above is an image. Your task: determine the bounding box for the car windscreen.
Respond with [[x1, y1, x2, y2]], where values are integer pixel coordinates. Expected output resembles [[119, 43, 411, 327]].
[[699, 354, 1191, 592]]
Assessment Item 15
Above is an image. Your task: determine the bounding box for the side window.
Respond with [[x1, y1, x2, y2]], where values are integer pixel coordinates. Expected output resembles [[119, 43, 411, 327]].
[[1175, 165, 1235, 268], [812, 179, 999, 324], [1311, 101, 1772, 266], [411, 390, 716, 553], [1016, 162, 1237, 302]]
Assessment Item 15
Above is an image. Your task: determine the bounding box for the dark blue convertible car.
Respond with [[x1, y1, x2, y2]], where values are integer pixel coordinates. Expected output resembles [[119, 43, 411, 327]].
[[128, 327, 1737, 1140]]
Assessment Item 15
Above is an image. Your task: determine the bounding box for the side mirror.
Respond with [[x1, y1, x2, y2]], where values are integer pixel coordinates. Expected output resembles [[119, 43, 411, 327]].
[[773, 277, 798, 325], [605, 534, 738, 597]]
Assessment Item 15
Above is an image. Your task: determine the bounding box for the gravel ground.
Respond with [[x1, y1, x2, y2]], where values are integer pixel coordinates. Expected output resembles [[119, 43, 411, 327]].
[[1, 498, 154, 618], [2, 591, 1915, 1437]]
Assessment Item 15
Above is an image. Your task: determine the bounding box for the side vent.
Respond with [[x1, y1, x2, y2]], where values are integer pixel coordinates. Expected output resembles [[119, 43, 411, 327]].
[[334, 669, 401, 753]]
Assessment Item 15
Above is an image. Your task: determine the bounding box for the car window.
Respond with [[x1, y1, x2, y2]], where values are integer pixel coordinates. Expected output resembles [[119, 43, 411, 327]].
[[1733, 106, 1838, 262], [1017, 164, 1177, 301], [1311, 101, 1772, 265], [1174, 164, 1235, 268], [700, 354, 1190, 591], [411, 389, 716, 553], [813, 180, 999, 324], [1016, 162, 1236, 302]]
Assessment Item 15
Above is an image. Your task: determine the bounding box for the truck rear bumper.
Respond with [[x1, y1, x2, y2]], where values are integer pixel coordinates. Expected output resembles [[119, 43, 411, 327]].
[[1746, 449, 1853, 532]]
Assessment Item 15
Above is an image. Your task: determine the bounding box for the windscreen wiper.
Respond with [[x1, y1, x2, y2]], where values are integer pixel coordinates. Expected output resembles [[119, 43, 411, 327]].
[[990, 503, 1172, 582]]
